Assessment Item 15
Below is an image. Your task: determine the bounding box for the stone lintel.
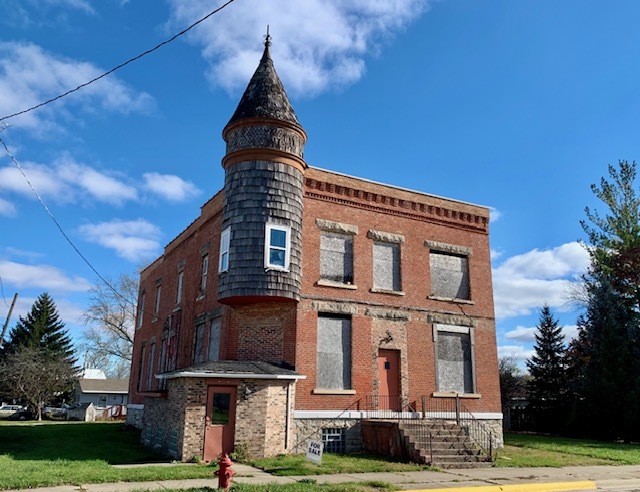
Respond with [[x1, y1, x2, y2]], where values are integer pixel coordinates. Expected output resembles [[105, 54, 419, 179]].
[[315, 219, 358, 235], [427, 313, 476, 327], [425, 240, 472, 256], [367, 229, 404, 244], [365, 307, 410, 321], [311, 301, 358, 315]]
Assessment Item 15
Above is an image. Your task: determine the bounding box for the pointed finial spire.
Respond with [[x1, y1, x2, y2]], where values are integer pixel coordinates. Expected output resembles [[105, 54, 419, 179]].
[[264, 25, 271, 49]]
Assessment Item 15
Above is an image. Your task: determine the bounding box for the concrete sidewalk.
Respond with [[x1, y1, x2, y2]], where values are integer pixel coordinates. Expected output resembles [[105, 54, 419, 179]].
[[5, 463, 640, 491]]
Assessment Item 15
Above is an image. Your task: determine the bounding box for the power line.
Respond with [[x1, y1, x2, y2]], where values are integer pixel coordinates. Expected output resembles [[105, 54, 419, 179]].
[[0, 135, 131, 309], [0, 0, 237, 123], [0, 134, 167, 323]]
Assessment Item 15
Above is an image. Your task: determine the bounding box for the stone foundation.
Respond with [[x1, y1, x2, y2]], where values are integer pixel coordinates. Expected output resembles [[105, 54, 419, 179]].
[[294, 418, 362, 454], [139, 377, 297, 461]]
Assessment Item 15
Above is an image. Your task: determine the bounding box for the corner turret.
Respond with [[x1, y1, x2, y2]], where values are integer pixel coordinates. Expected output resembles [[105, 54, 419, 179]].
[[217, 35, 307, 304]]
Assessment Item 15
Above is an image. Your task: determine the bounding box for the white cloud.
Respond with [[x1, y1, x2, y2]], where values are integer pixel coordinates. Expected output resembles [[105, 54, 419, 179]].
[[0, 156, 137, 205], [498, 345, 535, 363], [0, 0, 94, 29], [0, 196, 16, 217], [0, 260, 91, 292], [143, 172, 201, 202], [55, 156, 137, 205], [490, 249, 503, 261], [504, 325, 537, 342], [0, 42, 154, 134], [563, 324, 579, 341], [492, 242, 590, 319], [167, 0, 430, 97], [489, 207, 502, 222], [3, 295, 86, 335], [79, 219, 162, 262]]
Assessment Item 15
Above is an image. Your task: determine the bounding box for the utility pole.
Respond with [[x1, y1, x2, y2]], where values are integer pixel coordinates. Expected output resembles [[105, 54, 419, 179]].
[[0, 293, 18, 349]]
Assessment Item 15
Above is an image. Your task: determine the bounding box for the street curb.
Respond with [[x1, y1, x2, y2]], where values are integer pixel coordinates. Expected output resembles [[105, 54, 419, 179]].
[[408, 481, 597, 492]]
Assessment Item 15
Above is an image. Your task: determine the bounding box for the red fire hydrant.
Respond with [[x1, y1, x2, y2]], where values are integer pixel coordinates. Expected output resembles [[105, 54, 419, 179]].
[[214, 453, 235, 491]]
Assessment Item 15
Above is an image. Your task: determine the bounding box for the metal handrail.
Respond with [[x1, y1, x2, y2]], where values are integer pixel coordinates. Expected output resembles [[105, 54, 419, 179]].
[[422, 394, 495, 462]]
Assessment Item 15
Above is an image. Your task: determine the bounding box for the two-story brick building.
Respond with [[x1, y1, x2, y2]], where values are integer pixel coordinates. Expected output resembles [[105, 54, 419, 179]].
[[127, 37, 502, 463]]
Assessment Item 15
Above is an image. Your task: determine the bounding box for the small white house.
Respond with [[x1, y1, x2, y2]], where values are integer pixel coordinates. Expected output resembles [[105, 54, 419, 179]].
[[74, 378, 129, 414]]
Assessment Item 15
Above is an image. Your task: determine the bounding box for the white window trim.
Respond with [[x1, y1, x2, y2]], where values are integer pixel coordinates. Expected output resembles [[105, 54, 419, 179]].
[[219, 227, 230, 273], [264, 223, 291, 271]]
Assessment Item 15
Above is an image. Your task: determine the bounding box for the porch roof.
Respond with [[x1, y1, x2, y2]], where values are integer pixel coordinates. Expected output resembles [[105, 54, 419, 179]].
[[156, 360, 305, 380]]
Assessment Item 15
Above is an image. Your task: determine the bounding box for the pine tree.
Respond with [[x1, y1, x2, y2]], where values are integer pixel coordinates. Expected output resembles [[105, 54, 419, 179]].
[[570, 160, 640, 440], [526, 305, 567, 433], [3, 293, 75, 364]]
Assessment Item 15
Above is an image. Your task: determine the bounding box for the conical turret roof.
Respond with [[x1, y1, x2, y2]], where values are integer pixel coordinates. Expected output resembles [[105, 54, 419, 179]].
[[226, 39, 301, 128]]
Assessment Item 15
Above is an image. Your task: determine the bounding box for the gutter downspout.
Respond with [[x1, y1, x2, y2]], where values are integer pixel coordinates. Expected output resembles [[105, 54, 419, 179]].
[[285, 382, 292, 449]]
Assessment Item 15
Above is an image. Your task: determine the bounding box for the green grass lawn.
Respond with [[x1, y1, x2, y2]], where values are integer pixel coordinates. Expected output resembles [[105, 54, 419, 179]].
[[0, 421, 215, 490], [250, 453, 432, 476], [496, 433, 640, 467], [4, 421, 640, 491]]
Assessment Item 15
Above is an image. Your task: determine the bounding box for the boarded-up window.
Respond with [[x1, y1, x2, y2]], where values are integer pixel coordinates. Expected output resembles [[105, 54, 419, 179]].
[[373, 242, 401, 291], [207, 317, 221, 361], [317, 315, 351, 389], [193, 322, 206, 364], [320, 233, 353, 284], [436, 327, 474, 394], [146, 341, 156, 391], [430, 252, 470, 300]]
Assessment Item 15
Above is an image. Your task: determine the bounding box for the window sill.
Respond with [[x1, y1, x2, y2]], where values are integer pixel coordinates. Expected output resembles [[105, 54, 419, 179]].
[[152, 316, 158, 323], [265, 267, 290, 273], [172, 305, 181, 312], [316, 279, 357, 290], [428, 295, 474, 305], [196, 294, 205, 302], [370, 288, 405, 296], [432, 392, 481, 399], [312, 388, 356, 395]]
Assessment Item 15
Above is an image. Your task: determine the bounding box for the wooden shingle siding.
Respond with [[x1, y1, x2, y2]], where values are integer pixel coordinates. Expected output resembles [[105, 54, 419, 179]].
[[218, 160, 304, 302]]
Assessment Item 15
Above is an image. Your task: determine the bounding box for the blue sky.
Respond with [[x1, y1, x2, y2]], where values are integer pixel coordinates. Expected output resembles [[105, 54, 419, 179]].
[[0, 0, 636, 368]]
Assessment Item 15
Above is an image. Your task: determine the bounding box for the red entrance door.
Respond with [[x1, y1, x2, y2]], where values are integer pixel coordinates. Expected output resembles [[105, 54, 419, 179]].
[[377, 349, 400, 410], [203, 386, 236, 462]]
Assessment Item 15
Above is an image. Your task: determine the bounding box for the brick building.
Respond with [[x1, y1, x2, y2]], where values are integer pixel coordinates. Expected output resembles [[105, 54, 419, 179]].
[[127, 38, 502, 462]]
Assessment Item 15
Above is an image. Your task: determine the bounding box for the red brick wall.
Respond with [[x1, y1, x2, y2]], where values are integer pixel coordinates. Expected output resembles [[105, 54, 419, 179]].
[[129, 167, 501, 417]]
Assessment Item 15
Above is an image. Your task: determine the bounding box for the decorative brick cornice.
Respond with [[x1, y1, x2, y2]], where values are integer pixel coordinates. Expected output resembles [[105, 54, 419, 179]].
[[304, 178, 488, 233]]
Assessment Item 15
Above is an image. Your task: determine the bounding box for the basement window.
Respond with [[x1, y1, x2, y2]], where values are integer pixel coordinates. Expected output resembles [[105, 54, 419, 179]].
[[322, 428, 346, 453]]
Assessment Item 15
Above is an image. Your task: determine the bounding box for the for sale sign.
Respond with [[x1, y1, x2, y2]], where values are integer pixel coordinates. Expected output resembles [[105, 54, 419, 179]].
[[306, 439, 323, 464]]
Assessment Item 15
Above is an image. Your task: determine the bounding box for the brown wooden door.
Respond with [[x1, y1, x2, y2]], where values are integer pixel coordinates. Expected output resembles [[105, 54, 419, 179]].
[[203, 386, 236, 462], [377, 349, 400, 410]]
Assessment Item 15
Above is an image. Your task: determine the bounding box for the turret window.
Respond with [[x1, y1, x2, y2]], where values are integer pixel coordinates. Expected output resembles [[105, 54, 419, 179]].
[[265, 223, 290, 270], [219, 227, 230, 273]]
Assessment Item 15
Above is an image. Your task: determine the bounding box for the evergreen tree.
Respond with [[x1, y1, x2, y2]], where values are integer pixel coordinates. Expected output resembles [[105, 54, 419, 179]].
[[526, 305, 567, 433], [568, 160, 640, 441], [3, 293, 75, 365], [570, 273, 636, 439]]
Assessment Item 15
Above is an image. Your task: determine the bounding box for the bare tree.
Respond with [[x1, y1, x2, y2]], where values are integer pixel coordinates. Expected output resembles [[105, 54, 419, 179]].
[[0, 346, 77, 420], [82, 273, 138, 378]]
